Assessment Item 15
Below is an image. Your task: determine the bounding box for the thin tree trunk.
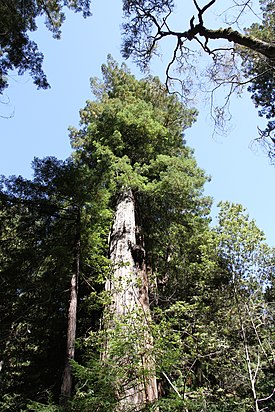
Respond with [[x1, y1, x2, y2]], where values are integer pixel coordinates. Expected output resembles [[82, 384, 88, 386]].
[[105, 188, 158, 411], [60, 209, 80, 406]]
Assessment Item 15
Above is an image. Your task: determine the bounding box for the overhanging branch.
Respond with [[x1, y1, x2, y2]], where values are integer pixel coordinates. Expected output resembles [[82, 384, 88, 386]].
[[195, 26, 275, 59]]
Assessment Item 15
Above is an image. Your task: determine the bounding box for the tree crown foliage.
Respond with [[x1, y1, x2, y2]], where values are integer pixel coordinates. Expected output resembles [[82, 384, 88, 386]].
[[240, 0, 275, 148], [0, 0, 91, 92]]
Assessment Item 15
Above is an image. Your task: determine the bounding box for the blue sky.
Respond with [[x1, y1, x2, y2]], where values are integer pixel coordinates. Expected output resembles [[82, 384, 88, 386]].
[[0, 0, 274, 246]]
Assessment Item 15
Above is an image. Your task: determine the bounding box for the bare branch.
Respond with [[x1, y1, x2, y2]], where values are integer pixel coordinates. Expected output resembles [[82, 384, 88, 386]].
[[122, 0, 274, 143], [257, 389, 275, 403], [193, 0, 216, 24], [162, 371, 182, 398], [201, 0, 217, 16], [165, 37, 182, 90]]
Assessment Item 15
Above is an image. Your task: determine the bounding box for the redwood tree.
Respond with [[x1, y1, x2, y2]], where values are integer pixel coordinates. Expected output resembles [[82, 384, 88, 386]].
[[70, 56, 210, 411]]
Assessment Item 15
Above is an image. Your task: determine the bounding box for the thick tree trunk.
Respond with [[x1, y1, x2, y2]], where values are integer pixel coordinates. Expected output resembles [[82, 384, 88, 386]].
[[105, 188, 158, 411], [60, 210, 80, 406]]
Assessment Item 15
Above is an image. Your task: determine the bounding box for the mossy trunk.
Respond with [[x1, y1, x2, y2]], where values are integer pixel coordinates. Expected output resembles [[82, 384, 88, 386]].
[[105, 188, 158, 411]]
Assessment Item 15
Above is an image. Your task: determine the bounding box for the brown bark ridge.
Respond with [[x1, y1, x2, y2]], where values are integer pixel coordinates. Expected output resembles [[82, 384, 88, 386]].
[[60, 210, 80, 406], [105, 187, 158, 411]]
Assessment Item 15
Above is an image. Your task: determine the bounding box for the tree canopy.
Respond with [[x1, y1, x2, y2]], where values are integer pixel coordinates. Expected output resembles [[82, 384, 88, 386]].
[[240, 0, 275, 156], [0, 0, 91, 92]]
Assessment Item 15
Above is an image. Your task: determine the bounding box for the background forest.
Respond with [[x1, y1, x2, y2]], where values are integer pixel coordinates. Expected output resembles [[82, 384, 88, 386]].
[[0, 1, 274, 412], [1, 58, 274, 412]]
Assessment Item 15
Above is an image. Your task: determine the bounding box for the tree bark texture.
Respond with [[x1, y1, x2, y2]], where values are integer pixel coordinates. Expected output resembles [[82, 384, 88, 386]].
[[60, 211, 80, 406], [105, 188, 158, 411]]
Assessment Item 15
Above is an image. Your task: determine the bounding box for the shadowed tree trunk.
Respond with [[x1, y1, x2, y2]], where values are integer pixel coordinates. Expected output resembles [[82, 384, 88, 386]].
[[60, 209, 80, 407], [105, 188, 158, 411]]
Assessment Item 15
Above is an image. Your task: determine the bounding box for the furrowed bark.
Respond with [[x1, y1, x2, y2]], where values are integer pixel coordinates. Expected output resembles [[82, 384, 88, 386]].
[[105, 188, 158, 411]]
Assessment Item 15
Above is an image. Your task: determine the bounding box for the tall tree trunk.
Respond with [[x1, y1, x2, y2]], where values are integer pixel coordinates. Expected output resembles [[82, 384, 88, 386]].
[[105, 188, 158, 411], [60, 209, 80, 407]]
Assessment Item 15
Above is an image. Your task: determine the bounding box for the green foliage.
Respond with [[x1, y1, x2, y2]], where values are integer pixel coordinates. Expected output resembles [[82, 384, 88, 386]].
[[26, 398, 62, 412], [215, 202, 275, 408], [216, 201, 271, 279], [70, 55, 211, 308], [240, 0, 275, 136], [0, 0, 91, 92], [66, 58, 274, 411], [0, 157, 111, 410], [0, 161, 77, 409], [148, 202, 275, 411], [67, 57, 211, 411], [71, 56, 197, 167], [68, 359, 117, 412], [1, 57, 274, 412]]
